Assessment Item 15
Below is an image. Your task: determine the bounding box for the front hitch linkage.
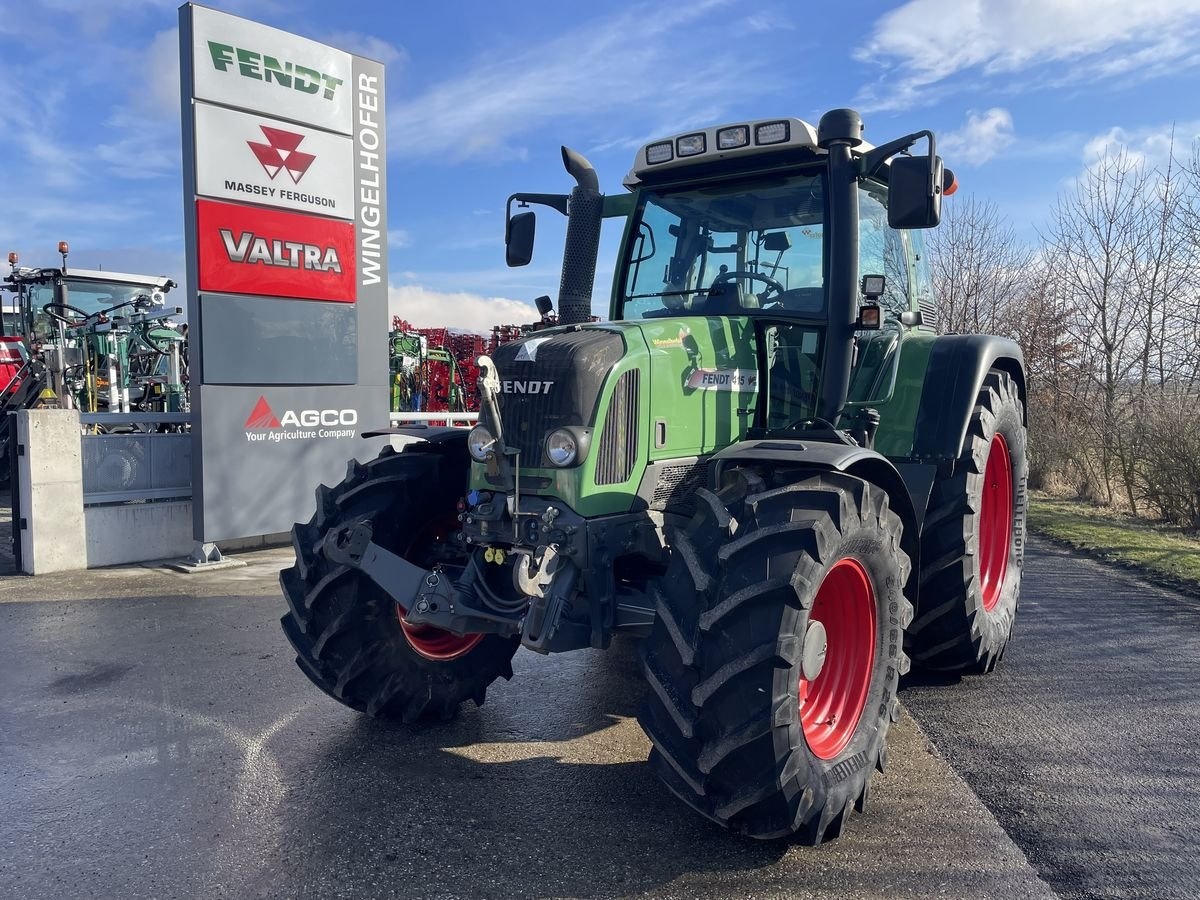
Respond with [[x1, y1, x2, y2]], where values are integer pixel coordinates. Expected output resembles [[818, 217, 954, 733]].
[[319, 518, 519, 637]]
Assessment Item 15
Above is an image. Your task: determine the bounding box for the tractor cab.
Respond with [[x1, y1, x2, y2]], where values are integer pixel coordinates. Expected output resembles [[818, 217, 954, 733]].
[[3, 248, 184, 414]]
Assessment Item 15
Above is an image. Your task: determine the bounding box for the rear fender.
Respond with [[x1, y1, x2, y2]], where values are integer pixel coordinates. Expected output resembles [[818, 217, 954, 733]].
[[911, 335, 1025, 461]]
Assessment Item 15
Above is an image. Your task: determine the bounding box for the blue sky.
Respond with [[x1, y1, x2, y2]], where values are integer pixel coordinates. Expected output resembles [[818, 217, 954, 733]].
[[5, 0, 1200, 332]]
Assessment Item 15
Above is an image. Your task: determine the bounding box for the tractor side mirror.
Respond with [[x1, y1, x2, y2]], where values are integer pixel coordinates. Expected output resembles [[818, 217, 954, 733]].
[[887, 155, 944, 229], [506, 210, 536, 267], [762, 231, 792, 252]]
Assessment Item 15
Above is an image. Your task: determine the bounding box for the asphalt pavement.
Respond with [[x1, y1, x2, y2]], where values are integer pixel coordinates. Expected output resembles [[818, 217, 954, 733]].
[[0, 535, 1195, 898], [901, 539, 1200, 900]]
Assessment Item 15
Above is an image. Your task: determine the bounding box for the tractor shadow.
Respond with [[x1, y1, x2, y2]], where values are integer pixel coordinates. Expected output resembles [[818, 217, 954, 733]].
[[273, 638, 792, 898]]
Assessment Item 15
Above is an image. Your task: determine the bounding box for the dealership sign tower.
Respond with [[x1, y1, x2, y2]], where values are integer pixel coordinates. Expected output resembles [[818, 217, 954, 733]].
[[180, 3, 389, 542]]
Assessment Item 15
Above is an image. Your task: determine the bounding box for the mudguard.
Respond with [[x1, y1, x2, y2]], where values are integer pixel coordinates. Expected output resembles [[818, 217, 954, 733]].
[[710, 438, 921, 582], [360, 424, 469, 446], [911, 335, 1025, 462]]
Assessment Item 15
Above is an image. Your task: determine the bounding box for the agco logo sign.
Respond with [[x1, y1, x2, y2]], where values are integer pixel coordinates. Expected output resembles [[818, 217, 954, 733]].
[[244, 396, 357, 442]]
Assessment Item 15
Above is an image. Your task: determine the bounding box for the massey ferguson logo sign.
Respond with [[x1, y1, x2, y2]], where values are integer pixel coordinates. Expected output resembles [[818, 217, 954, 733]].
[[244, 395, 357, 442], [196, 198, 356, 302], [248, 126, 315, 183], [193, 103, 354, 219]]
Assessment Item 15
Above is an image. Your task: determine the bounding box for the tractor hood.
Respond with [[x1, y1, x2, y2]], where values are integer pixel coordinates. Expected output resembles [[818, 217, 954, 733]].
[[488, 326, 626, 466]]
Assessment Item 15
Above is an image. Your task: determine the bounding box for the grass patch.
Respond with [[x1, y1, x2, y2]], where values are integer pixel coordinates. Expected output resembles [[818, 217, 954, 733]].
[[1028, 494, 1200, 593]]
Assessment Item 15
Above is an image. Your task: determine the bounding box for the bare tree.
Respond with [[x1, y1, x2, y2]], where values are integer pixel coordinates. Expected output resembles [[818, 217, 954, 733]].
[[925, 141, 1200, 522], [1041, 149, 1151, 507], [927, 195, 1033, 336]]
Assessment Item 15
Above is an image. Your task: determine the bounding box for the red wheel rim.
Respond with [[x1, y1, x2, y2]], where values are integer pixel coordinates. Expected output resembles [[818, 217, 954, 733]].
[[799, 558, 876, 760], [397, 612, 484, 661], [979, 433, 1013, 613], [396, 516, 484, 662]]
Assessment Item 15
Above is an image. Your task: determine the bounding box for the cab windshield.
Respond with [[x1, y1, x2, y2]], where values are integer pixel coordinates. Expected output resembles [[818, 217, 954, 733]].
[[618, 172, 825, 320], [22, 279, 162, 340]]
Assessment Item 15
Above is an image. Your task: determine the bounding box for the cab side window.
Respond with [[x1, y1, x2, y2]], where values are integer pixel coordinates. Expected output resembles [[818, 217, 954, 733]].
[[858, 185, 913, 316]]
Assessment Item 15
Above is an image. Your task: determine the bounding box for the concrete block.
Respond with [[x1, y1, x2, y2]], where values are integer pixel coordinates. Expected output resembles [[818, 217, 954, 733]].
[[85, 501, 194, 568], [17, 409, 87, 574]]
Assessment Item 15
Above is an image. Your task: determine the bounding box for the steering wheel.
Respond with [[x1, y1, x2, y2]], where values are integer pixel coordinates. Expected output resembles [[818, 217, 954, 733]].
[[709, 270, 785, 300], [42, 302, 92, 327]]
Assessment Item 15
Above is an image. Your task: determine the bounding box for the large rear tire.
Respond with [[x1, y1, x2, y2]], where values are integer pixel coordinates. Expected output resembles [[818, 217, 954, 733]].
[[638, 471, 913, 842], [280, 444, 519, 721], [910, 369, 1028, 673]]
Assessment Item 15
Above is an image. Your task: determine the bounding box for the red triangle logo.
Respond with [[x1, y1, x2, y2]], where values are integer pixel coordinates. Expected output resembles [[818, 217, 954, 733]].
[[259, 125, 304, 153], [245, 395, 281, 429]]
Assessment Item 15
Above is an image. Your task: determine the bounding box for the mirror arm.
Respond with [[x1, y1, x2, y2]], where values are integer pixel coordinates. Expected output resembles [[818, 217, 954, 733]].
[[505, 192, 571, 246], [857, 130, 935, 180], [506, 192, 569, 217]]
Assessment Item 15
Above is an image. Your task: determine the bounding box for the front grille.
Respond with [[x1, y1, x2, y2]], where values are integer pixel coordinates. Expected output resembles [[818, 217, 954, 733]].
[[491, 329, 624, 463], [595, 369, 639, 485]]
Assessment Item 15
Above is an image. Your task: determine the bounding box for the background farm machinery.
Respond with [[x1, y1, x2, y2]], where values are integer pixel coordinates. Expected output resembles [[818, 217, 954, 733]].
[[388, 316, 537, 416], [2, 245, 186, 422]]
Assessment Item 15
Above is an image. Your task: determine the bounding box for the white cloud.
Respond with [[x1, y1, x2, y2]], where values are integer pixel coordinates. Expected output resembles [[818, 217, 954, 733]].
[[140, 27, 182, 120], [387, 229, 412, 249], [386, 0, 766, 163], [1080, 120, 1200, 172], [389, 285, 538, 335], [856, 0, 1200, 110], [940, 108, 1016, 166], [326, 32, 408, 68]]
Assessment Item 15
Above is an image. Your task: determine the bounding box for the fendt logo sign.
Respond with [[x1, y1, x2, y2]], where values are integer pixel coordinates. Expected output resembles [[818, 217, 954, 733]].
[[193, 103, 354, 218], [244, 396, 357, 442], [196, 198, 356, 301], [207, 41, 343, 101], [190, 5, 353, 135]]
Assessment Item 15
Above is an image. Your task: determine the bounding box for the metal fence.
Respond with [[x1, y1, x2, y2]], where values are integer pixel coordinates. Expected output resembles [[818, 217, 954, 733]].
[[76, 412, 473, 506], [388, 411, 478, 427], [80, 413, 192, 506]]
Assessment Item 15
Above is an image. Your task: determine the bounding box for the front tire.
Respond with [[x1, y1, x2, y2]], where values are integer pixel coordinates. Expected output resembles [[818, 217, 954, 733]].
[[638, 471, 913, 842], [910, 369, 1028, 673], [280, 444, 519, 721]]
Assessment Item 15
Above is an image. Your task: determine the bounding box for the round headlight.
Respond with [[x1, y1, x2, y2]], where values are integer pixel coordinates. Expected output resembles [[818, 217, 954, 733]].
[[545, 429, 578, 467], [467, 424, 494, 461]]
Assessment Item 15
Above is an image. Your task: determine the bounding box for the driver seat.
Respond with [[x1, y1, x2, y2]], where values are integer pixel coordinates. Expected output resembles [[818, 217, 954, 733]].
[[701, 281, 742, 315], [704, 275, 765, 315]]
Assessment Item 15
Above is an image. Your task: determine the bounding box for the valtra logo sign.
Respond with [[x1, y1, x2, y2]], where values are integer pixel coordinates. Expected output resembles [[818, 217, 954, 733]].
[[244, 395, 357, 442], [197, 198, 356, 302]]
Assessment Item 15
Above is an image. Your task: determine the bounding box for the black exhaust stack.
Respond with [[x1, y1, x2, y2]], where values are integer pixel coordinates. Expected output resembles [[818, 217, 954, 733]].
[[557, 147, 603, 326], [816, 109, 864, 425]]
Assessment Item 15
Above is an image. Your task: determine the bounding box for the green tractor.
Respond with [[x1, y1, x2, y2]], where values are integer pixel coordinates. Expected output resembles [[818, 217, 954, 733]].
[[281, 109, 1027, 843]]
